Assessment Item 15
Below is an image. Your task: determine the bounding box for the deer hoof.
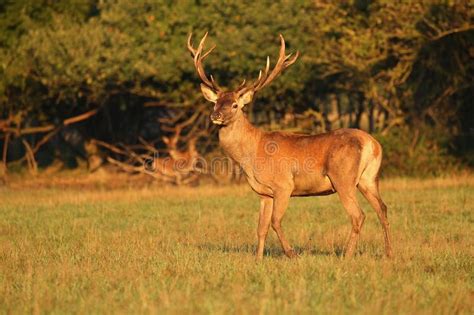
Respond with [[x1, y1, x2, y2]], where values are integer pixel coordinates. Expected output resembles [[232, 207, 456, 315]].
[[285, 249, 298, 259]]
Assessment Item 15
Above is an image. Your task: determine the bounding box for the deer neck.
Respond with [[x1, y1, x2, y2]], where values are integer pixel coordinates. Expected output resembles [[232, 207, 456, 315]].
[[218, 112, 262, 165]]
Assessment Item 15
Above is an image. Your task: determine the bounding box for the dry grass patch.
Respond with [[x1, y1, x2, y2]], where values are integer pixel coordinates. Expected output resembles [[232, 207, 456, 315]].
[[0, 174, 473, 314]]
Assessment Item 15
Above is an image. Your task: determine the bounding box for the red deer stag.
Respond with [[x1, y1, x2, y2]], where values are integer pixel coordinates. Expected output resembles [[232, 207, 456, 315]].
[[188, 32, 393, 260]]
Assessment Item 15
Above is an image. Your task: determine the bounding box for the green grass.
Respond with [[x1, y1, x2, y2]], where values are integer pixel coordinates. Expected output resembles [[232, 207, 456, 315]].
[[0, 177, 473, 314]]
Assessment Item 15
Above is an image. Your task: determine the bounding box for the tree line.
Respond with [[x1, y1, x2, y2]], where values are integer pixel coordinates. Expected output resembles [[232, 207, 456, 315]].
[[0, 0, 472, 180]]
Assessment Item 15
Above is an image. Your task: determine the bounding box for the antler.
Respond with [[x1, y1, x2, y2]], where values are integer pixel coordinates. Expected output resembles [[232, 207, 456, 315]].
[[187, 32, 220, 91], [240, 34, 299, 94]]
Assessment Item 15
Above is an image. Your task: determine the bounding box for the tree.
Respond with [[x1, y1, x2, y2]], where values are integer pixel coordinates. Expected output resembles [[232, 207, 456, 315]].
[[0, 0, 472, 177]]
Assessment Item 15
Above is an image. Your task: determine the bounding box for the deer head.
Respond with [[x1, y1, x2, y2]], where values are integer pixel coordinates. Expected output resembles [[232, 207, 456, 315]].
[[162, 126, 181, 155], [162, 126, 202, 168], [187, 32, 299, 126]]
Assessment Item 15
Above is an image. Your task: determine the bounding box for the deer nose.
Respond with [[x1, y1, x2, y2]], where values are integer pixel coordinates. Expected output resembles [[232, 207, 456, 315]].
[[210, 112, 222, 121]]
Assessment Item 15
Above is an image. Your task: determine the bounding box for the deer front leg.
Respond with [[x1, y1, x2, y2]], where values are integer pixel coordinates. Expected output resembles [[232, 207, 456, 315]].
[[272, 190, 297, 258], [256, 196, 273, 260]]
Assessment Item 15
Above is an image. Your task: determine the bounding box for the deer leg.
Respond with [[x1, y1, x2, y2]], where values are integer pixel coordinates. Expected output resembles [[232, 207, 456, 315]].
[[272, 191, 297, 258], [256, 196, 273, 260], [175, 173, 182, 186], [336, 187, 365, 258], [358, 180, 393, 258]]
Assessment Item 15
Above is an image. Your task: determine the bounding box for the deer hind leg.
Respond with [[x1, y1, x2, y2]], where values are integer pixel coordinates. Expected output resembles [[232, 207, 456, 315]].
[[335, 186, 366, 258], [256, 196, 273, 260], [327, 144, 366, 258], [358, 178, 393, 258], [272, 190, 297, 258]]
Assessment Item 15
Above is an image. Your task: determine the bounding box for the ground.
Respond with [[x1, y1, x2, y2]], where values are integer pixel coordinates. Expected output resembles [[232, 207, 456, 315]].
[[0, 175, 473, 314]]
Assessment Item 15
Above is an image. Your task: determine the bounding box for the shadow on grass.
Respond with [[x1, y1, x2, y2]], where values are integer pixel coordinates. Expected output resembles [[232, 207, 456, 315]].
[[196, 243, 346, 258]]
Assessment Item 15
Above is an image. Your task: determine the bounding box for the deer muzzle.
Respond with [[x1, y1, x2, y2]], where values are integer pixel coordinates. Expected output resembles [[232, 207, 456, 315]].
[[210, 112, 224, 125]]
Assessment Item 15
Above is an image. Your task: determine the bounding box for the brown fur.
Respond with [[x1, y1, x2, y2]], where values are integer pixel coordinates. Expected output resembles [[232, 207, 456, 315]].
[[214, 109, 393, 259], [189, 32, 392, 260]]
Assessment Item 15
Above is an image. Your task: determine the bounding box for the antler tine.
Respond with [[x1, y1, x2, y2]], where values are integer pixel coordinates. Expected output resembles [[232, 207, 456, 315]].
[[197, 32, 216, 59], [246, 34, 299, 93], [210, 75, 221, 90], [173, 125, 183, 139], [235, 79, 248, 93], [187, 32, 220, 91], [187, 32, 197, 55]]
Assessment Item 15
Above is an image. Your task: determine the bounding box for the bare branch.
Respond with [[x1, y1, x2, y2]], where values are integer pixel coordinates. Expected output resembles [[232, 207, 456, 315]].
[[106, 157, 176, 183], [21, 139, 37, 176], [91, 139, 127, 156], [2, 133, 10, 168], [2, 108, 99, 136], [63, 108, 98, 126]]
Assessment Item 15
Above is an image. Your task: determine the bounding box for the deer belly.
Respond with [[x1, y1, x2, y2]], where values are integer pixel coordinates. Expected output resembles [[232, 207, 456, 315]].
[[292, 173, 335, 196]]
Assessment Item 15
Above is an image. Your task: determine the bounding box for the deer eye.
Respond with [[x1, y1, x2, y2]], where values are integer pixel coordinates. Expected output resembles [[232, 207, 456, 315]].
[[232, 103, 238, 109]]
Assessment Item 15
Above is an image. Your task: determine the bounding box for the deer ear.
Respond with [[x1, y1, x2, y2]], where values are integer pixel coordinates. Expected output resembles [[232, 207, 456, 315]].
[[200, 84, 218, 103], [237, 90, 254, 108]]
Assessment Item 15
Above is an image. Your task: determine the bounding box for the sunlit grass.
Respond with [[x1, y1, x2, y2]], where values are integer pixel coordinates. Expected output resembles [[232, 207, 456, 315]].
[[0, 176, 473, 314]]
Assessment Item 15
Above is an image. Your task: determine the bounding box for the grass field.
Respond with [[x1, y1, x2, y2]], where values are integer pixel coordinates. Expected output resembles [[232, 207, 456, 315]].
[[1, 175, 473, 314]]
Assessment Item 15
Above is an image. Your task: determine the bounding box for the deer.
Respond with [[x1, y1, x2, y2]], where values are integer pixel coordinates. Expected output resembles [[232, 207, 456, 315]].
[[95, 125, 201, 185], [187, 32, 393, 260], [158, 126, 202, 185], [162, 127, 199, 167]]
